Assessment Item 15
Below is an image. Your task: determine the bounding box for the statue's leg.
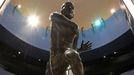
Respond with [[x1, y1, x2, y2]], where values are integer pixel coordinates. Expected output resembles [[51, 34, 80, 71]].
[[45, 61, 52, 75], [65, 49, 84, 75], [50, 54, 68, 75]]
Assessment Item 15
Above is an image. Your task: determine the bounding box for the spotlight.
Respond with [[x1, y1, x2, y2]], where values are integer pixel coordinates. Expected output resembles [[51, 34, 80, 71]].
[[94, 19, 102, 27], [27, 14, 39, 28], [114, 52, 117, 54], [17, 4, 21, 9], [18, 51, 21, 54], [38, 59, 41, 61], [110, 8, 116, 14], [103, 56, 106, 58]]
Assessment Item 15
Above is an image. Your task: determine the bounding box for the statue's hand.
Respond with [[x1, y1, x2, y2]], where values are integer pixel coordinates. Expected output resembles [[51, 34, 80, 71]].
[[78, 40, 92, 52]]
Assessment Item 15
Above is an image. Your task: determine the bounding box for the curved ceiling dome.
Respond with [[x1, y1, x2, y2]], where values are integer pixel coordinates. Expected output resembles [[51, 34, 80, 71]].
[[0, 3, 131, 51]]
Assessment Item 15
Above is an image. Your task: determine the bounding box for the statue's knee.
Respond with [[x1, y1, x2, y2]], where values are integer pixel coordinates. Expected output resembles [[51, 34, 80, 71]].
[[64, 48, 80, 61]]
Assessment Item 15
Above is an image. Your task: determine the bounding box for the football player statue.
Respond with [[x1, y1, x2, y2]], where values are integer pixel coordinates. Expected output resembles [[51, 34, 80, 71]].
[[46, 1, 92, 75]]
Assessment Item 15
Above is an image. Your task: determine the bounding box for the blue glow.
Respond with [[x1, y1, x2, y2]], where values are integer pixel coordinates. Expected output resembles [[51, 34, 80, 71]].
[[94, 19, 102, 27]]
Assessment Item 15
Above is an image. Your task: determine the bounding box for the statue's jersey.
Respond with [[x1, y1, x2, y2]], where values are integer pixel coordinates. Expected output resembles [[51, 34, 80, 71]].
[[50, 12, 79, 53]]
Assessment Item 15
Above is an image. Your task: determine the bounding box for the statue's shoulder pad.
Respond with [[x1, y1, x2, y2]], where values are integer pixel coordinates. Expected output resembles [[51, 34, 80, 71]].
[[49, 12, 63, 20]]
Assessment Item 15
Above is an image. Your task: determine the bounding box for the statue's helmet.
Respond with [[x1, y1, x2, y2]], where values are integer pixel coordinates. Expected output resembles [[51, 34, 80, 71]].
[[61, 2, 74, 19], [61, 2, 74, 10]]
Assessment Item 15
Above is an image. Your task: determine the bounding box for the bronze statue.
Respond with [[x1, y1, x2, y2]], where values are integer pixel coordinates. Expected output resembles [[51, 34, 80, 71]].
[[46, 2, 92, 75]]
